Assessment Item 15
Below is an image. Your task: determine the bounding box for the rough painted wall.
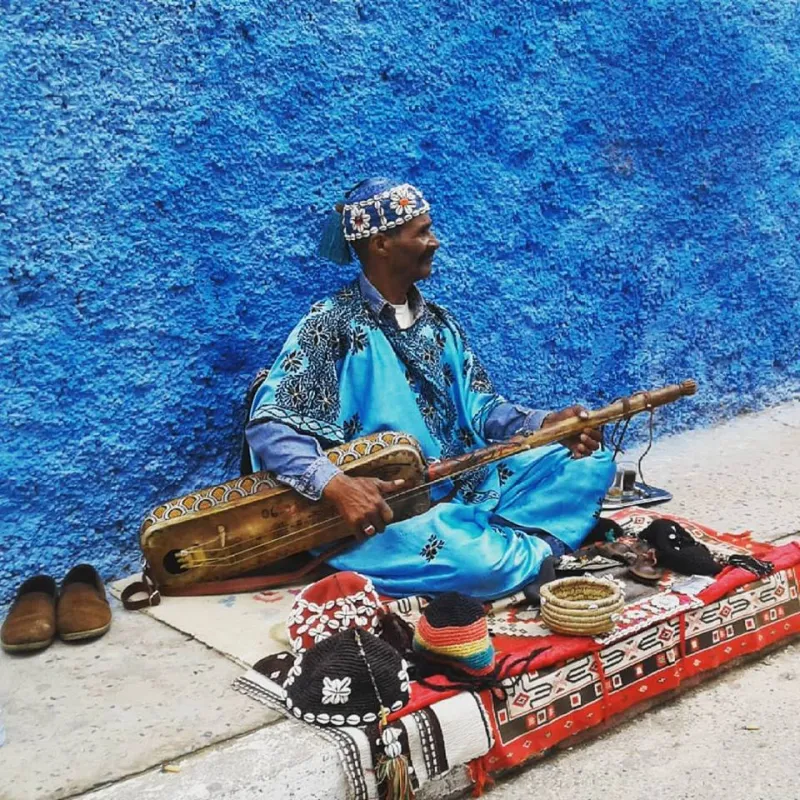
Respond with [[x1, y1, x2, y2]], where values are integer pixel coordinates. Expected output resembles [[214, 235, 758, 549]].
[[2, 0, 799, 600]]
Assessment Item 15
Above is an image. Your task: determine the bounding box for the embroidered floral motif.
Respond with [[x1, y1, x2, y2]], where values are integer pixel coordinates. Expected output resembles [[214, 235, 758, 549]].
[[349, 207, 372, 235], [389, 185, 417, 217], [321, 676, 352, 705], [282, 351, 304, 374], [283, 378, 311, 409], [350, 327, 368, 354], [442, 364, 455, 385], [420, 534, 445, 562], [420, 343, 438, 365], [462, 488, 500, 505], [421, 403, 437, 421], [458, 427, 475, 448], [318, 389, 336, 413], [343, 413, 361, 440], [306, 318, 329, 348], [497, 463, 513, 486]]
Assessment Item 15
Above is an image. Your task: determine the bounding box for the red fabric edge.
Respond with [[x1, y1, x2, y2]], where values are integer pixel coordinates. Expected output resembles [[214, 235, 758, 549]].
[[698, 541, 800, 604], [477, 561, 800, 778]]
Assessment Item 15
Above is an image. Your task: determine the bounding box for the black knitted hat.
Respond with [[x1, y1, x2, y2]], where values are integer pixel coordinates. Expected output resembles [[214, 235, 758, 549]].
[[639, 519, 722, 576], [283, 628, 410, 726]]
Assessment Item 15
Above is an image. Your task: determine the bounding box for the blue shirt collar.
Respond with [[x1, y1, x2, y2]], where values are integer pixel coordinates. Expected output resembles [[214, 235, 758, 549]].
[[358, 272, 426, 323]]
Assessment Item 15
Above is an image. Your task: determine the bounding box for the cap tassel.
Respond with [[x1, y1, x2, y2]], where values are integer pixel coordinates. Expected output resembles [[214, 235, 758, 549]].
[[376, 714, 414, 800], [318, 204, 352, 265]]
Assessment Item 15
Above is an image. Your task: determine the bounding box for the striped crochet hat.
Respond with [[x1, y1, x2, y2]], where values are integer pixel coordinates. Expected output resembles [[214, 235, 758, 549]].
[[412, 592, 495, 676]]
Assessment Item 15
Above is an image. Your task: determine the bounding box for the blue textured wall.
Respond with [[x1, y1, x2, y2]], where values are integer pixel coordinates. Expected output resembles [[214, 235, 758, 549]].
[[2, 0, 799, 601]]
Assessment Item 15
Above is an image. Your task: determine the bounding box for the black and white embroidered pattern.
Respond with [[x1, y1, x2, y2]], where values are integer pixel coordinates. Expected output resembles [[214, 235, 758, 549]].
[[420, 534, 445, 562], [458, 427, 475, 448], [282, 351, 304, 374], [262, 283, 377, 443], [497, 463, 513, 486], [350, 327, 368, 354], [454, 465, 500, 505], [343, 413, 362, 440]]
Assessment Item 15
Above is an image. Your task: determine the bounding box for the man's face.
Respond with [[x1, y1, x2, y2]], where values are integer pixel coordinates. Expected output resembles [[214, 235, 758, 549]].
[[385, 213, 440, 282]]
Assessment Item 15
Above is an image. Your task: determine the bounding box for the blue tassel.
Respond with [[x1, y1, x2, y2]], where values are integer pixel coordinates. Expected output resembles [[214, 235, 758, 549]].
[[318, 207, 351, 265]]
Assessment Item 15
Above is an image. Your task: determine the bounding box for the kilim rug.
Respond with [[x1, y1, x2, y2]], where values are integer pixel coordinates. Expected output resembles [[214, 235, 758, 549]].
[[234, 653, 494, 800], [233, 508, 800, 797]]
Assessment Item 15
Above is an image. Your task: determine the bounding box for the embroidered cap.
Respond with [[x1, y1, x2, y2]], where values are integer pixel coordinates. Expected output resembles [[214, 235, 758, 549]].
[[318, 177, 431, 264], [342, 180, 430, 241], [413, 592, 495, 677], [283, 628, 411, 726], [286, 571, 382, 654]]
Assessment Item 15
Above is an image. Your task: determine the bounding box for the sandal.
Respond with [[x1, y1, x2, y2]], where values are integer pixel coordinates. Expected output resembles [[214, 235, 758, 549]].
[[629, 548, 664, 583], [594, 537, 648, 565]]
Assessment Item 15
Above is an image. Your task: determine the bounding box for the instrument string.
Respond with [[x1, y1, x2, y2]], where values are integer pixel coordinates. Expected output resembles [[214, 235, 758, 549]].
[[175, 387, 692, 571], [175, 448, 512, 561], [181, 417, 611, 568], [180, 475, 457, 568]]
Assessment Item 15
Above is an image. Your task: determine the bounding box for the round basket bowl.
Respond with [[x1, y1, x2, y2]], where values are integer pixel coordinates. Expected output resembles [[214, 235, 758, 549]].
[[540, 576, 624, 636]]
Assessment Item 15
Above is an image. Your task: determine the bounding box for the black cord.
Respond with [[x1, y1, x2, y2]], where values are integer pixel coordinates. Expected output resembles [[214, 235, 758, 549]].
[[637, 410, 656, 493]]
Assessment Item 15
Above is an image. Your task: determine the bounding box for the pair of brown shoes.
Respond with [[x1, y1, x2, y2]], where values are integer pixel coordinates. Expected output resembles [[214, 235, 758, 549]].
[[1, 564, 112, 653]]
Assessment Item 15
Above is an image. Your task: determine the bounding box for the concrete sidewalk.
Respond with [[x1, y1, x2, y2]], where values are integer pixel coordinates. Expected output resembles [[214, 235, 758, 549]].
[[1, 401, 798, 800]]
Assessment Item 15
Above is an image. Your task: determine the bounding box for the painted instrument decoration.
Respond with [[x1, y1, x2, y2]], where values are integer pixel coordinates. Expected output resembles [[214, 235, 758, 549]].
[[139, 380, 696, 593]]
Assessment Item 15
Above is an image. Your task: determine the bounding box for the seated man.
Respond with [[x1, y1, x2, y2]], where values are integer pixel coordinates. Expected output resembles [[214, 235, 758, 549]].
[[246, 177, 615, 600]]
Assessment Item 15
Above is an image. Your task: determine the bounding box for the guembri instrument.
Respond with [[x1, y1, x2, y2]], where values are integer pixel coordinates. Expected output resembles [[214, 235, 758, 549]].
[[125, 380, 697, 607]]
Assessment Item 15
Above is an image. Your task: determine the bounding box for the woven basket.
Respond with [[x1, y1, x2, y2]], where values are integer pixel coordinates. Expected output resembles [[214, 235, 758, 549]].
[[540, 576, 624, 636]]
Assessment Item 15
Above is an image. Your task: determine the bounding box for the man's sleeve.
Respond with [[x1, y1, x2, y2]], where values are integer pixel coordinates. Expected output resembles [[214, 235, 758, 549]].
[[483, 402, 551, 441], [246, 420, 341, 500]]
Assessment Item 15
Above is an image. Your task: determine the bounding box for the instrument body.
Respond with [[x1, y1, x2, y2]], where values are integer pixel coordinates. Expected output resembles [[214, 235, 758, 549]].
[[139, 381, 696, 593], [141, 432, 429, 591]]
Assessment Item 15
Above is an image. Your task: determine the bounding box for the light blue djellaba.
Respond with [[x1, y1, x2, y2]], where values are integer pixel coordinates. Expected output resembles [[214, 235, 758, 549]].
[[249, 276, 615, 601]]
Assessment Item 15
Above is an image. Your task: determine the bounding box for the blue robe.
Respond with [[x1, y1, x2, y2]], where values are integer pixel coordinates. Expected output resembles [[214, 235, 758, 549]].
[[249, 279, 615, 600]]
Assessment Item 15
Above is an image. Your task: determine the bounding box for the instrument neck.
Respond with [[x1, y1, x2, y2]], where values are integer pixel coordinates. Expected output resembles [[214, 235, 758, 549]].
[[425, 381, 696, 484]]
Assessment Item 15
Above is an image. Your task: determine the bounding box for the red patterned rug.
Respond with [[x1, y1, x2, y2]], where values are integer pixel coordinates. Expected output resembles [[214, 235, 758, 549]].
[[407, 508, 800, 779], [234, 508, 800, 796]]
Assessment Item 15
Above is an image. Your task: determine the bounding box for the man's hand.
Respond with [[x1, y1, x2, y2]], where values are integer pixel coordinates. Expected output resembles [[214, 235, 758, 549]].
[[542, 405, 602, 459], [322, 473, 405, 538]]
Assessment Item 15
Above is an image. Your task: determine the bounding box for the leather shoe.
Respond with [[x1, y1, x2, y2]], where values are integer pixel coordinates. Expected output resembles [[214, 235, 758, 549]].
[[1, 575, 58, 653], [57, 564, 112, 642]]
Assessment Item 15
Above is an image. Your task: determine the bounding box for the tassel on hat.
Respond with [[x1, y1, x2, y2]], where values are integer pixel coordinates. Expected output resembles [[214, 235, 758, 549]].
[[355, 630, 415, 800], [318, 203, 352, 265], [376, 712, 414, 800]]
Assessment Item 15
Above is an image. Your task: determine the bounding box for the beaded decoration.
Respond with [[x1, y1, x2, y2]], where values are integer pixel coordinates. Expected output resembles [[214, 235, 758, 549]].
[[342, 183, 430, 241]]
